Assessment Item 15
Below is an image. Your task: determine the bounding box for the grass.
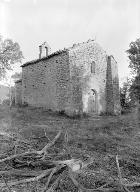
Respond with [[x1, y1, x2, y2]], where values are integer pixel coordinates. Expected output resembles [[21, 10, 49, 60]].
[[0, 105, 140, 191]]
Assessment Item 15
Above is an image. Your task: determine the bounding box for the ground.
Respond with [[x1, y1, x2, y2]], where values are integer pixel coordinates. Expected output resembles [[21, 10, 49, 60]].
[[0, 105, 140, 191]]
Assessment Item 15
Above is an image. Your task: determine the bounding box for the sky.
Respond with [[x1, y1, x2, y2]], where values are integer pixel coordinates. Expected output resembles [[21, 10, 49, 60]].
[[0, 0, 140, 85]]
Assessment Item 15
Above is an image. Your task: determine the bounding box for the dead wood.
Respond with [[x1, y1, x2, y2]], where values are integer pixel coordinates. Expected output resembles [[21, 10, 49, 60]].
[[45, 170, 66, 192], [0, 128, 140, 192], [0, 169, 44, 177], [0, 150, 41, 163], [45, 167, 58, 189], [43, 166, 65, 192], [40, 130, 62, 155], [0, 168, 52, 188], [0, 129, 62, 164], [116, 155, 131, 192]]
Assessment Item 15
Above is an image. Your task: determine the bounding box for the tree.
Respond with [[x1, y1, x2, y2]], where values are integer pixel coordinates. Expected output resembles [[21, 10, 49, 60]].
[[126, 38, 140, 75], [129, 75, 140, 103], [126, 39, 140, 104], [120, 78, 131, 108], [11, 72, 22, 81], [0, 35, 23, 80]]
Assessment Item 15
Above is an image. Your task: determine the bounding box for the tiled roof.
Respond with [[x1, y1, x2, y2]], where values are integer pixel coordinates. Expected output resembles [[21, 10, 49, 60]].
[[21, 49, 67, 68], [21, 39, 102, 68]]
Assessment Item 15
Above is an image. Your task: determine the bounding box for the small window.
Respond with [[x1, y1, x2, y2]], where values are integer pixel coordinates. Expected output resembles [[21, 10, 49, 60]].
[[91, 61, 95, 73]]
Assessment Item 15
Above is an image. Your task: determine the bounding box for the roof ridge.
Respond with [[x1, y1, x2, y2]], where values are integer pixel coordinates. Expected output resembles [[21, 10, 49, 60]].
[[21, 39, 98, 68], [21, 49, 68, 67]]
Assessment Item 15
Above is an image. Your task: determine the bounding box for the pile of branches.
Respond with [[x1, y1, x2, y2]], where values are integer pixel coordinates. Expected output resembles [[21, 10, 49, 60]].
[[0, 129, 140, 192]]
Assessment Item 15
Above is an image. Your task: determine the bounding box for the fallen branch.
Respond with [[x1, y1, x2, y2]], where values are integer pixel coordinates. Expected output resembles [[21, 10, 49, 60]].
[[0, 129, 62, 164], [40, 129, 62, 154], [43, 166, 64, 192], [45, 170, 66, 192], [52, 159, 83, 171], [0, 150, 41, 163], [45, 167, 57, 189], [1, 127, 139, 192], [0, 168, 52, 188], [116, 155, 131, 192], [0, 169, 44, 177]]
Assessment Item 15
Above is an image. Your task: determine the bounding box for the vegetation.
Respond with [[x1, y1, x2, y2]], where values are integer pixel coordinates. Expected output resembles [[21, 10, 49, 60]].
[[0, 106, 140, 192], [0, 35, 23, 80], [126, 39, 140, 75], [120, 38, 140, 113], [126, 38, 140, 105], [0, 36, 140, 192]]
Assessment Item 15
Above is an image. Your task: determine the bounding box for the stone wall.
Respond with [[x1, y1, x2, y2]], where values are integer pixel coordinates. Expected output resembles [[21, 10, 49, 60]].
[[15, 80, 22, 105], [106, 56, 121, 114], [68, 40, 108, 114], [21, 40, 120, 115], [110, 56, 121, 114], [106, 56, 114, 114], [55, 51, 70, 111], [22, 51, 70, 111]]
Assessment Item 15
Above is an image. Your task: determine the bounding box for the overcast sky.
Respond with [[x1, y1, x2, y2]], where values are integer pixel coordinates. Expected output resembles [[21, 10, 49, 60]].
[[0, 0, 140, 84]]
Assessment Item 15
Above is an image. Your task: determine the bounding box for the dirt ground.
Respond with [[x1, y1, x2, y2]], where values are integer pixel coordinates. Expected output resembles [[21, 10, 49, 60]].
[[0, 105, 140, 191]]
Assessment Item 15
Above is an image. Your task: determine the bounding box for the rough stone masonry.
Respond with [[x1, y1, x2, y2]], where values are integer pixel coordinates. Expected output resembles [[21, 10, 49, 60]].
[[15, 39, 121, 116]]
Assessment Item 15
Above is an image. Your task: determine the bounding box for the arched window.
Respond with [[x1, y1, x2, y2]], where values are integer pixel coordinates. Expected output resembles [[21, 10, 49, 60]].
[[91, 61, 95, 74]]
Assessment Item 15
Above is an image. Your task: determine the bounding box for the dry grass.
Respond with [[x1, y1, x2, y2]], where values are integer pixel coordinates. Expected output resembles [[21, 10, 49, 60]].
[[0, 105, 140, 192]]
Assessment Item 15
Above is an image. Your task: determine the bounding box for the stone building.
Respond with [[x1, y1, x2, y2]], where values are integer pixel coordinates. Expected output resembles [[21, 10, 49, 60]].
[[15, 79, 22, 105], [16, 39, 120, 115]]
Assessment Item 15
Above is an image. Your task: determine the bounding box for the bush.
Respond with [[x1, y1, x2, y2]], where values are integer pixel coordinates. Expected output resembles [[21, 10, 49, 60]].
[[121, 106, 132, 114]]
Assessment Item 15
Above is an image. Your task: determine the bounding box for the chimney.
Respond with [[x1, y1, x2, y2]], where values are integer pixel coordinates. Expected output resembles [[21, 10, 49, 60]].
[[39, 45, 42, 59], [39, 42, 50, 59], [45, 46, 48, 57]]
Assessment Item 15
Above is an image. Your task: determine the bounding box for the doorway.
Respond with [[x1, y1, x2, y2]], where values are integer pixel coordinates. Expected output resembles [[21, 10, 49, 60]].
[[87, 89, 98, 113]]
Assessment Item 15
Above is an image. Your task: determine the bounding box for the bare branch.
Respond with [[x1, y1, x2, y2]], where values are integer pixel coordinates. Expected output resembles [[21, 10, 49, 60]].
[[0, 130, 62, 163], [0, 168, 52, 188], [40, 129, 62, 154], [116, 155, 131, 192], [116, 155, 123, 183], [0, 169, 44, 177], [0, 150, 41, 163], [43, 167, 58, 192], [45, 170, 66, 192]]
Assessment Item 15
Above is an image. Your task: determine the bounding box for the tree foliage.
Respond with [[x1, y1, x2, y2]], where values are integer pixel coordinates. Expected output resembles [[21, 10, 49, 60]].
[[129, 75, 140, 103], [126, 38, 140, 75], [120, 78, 131, 108], [0, 35, 23, 79], [126, 38, 140, 104]]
